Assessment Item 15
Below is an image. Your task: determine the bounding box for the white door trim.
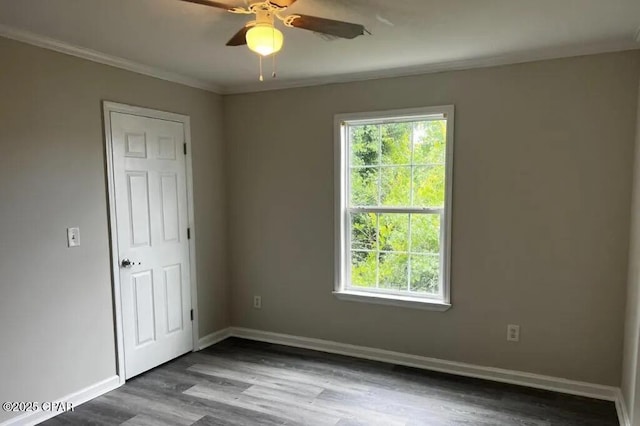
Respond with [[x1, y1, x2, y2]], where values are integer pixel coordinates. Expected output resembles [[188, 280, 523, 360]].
[[102, 101, 199, 384]]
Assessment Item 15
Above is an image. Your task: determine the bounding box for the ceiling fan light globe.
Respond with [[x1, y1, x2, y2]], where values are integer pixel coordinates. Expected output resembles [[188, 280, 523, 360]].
[[246, 24, 284, 56]]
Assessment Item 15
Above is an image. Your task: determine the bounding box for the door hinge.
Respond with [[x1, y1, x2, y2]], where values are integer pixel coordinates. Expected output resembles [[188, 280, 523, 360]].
[[190, 309, 194, 321], [187, 228, 191, 239], [183, 143, 187, 155]]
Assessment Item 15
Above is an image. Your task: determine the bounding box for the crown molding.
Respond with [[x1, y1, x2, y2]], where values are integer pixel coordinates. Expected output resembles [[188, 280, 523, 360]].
[[1, 23, 638, 96], [0, 24, 222, 94], [221, 39, 640, 95]]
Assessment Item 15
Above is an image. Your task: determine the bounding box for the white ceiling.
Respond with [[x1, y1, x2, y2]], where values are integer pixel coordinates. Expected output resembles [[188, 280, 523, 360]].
[[0, 0, 639, 94]]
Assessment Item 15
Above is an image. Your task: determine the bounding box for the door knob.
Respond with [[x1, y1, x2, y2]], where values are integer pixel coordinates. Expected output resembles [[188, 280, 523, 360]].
[[121, 258, 133, 268]]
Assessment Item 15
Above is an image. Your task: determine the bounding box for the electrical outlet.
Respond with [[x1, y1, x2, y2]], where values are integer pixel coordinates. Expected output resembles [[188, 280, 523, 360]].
[[507, 324, 520, 342], [253, 295, 262, 309]]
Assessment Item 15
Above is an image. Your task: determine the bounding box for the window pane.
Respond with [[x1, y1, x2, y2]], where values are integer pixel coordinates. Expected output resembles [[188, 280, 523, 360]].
[[411, 214, 440, 254], [350, 167, 378, 206], [413, 120, 446, 164], [381, 122, 412, 165], [344, 113, 450, 300], [379, 214, 409, 252], [413, 165, 445, 207], [351, 250, 377, 288], [379, 252, 408, 291], [350, 125, 379, 166], [410, 254, 440, 294], [380, 166, 411, 206], [351, 212, 377, 251]]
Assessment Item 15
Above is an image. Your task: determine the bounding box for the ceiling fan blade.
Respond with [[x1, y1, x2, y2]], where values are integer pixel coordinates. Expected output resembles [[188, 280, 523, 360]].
[[289, 14, 366, 39], [178, 0, 236, 11], [268, 0, 297, 7], [226, 26, 249, 46]]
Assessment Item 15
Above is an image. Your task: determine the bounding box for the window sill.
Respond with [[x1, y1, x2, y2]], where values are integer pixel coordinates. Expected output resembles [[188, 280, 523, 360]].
[[333, 290, 451, 311]]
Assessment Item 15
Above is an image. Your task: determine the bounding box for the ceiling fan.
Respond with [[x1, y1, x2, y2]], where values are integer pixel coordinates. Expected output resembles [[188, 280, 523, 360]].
[[179, 0, 369, 80]]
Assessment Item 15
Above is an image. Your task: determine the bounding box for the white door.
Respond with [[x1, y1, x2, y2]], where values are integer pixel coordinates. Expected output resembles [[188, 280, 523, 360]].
[[109, 111, 193, 379]]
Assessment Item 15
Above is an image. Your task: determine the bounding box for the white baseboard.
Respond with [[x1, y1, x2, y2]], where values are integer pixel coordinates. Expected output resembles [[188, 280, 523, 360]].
[[615, 389, 631, 426], [1, 375, 120, 426], [4, 328, 627, 425], [228, 327, 617, 399], [224, 327, 627, 424], [198, 327, 232, 350]]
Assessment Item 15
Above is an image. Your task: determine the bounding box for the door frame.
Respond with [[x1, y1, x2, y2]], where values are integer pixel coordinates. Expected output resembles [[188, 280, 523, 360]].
[[102, 101, 199, 385]]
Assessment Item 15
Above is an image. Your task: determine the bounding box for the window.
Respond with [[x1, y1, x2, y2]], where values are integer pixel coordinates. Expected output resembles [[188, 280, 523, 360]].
[[334, 106, 454, 311]]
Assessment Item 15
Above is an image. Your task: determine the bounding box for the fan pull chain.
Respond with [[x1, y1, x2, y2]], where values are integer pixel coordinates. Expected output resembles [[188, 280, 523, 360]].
[[272, 53, 277, 79], [272, 23, 277, 79], [259, 55, 264, 82]]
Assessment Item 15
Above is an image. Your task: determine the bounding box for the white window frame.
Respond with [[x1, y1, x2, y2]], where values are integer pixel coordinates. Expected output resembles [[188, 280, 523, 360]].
[[333, 106, 454, 311]]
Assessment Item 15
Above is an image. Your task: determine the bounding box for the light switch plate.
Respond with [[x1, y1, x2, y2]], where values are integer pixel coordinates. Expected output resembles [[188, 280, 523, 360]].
[[67, 227, 80, 247]]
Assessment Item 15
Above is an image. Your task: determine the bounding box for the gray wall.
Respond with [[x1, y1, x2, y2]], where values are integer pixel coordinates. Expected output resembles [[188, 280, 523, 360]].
[[623, 74, 640, 425], [0, 37, 228, 423], [225, 50, 640, 386]]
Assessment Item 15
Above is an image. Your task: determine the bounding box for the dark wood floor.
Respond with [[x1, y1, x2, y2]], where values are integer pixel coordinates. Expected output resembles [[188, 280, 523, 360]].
[[43, 338, 619, 425]]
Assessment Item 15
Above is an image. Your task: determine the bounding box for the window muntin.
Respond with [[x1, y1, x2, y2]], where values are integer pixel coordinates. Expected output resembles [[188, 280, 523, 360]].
[[337, 108, 453, 303]]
